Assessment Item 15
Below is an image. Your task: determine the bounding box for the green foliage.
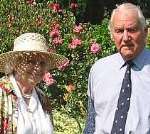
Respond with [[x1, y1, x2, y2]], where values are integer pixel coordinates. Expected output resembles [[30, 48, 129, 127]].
[[53, 109, 85, 134], [0, 0, 115, 133]]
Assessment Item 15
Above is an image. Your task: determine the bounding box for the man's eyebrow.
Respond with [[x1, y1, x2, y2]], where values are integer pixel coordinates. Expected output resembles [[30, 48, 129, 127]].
[[114, 24, 138, 29]]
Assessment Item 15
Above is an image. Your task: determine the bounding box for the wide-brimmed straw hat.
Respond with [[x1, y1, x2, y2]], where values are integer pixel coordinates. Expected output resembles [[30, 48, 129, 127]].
[[0, 33, 68, 73]]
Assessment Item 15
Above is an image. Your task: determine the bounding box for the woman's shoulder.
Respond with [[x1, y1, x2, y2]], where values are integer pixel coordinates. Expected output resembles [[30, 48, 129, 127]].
[[36, 87, 52, 113], [0, 76, 14, 95], [0, 76, 9, 82]]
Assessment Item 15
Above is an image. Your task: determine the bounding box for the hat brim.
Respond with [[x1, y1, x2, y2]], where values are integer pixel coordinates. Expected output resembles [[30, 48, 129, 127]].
[[0, 51, 68, 73]]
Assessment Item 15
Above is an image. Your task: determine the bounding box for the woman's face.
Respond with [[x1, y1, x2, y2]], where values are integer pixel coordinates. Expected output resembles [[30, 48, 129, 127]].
[[14, 54, 48, 86]]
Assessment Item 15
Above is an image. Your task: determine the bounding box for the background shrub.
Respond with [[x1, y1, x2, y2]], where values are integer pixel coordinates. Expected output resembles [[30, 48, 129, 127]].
[[0, 0, 116, 133]]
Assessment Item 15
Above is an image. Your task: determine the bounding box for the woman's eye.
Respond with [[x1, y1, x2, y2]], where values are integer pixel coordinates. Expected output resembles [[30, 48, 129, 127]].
[[27, 59, 36, 65], [40, 61, 46, 66]]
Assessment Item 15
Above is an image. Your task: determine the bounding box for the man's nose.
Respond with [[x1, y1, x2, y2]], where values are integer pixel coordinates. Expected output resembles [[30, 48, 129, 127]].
[[123, 30, 131, 42]]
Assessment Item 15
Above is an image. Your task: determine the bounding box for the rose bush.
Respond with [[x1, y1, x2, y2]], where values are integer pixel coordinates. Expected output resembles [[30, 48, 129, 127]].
[[0, 0, 115, 133]]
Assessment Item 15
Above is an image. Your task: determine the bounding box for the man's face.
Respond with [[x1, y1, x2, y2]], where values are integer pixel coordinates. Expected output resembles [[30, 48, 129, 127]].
[[111, 10, 147, 61]]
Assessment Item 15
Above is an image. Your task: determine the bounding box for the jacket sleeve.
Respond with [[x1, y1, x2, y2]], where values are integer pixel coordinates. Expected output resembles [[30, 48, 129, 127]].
[[83, 96, 96, 134], [83, 69, 96, 134]]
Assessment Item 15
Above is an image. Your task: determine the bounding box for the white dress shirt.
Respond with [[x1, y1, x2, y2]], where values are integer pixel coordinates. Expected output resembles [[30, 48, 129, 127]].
[[84, 48, 150, 134]]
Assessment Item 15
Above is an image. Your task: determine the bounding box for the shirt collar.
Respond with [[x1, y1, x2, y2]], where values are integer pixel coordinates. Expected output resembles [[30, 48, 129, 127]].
[[119, 48, 146, 70], [132, 48, 146, 70]]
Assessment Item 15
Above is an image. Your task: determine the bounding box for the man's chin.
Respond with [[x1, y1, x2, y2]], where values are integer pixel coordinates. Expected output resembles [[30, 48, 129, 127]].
[[120, 50, 135, 60], [122, 53, 135, 61]]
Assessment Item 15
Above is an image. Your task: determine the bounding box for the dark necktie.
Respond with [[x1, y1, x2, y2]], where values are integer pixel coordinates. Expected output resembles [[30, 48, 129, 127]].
[[111, 61, 133, 134]]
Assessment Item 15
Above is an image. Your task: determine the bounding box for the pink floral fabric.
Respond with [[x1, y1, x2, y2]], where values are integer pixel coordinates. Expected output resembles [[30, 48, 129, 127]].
[[0, 76, 52, 134], [0, 77, 17, 134]]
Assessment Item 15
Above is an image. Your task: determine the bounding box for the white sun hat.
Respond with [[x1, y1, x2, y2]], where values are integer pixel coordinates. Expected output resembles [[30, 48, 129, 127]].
[[0, 32, 68, 73]]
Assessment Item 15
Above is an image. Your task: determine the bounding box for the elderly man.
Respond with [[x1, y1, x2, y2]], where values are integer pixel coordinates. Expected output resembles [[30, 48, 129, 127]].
[[84, 3, 150, 134]]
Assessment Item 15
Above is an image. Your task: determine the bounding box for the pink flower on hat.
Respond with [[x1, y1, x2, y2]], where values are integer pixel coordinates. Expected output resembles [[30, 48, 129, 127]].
[[43, 72, 56, 86], [90, 42, 101, 54], [68, 38, 82, 49]]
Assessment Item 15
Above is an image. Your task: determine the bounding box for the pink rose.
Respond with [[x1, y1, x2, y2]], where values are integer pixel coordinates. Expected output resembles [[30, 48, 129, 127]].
[[73, 25, 83, 33], [52, 23, 60, 30], [68, 38, 82, 49], [52, 37, 63, 46], [90, 42, 101, 54], [48, 3, 62, 13], [70, 3, 78, 10], [49, 29, 60, 38], [68, 43, 77, 49], [58, 60, 69, 71], [43, 72, 56, 86]]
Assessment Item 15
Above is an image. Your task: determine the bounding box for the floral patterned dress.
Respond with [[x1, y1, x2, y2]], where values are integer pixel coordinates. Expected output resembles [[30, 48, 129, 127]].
[[0, 76, 52, 134]]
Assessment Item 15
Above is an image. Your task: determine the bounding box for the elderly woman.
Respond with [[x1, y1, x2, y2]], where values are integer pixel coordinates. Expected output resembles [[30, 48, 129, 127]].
[[0, 33, 68, 134]]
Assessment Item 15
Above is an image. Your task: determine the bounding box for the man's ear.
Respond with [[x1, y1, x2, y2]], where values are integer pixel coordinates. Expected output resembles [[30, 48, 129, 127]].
[[145, 26, 149, 44], [147, 27, 150, 35], [144, 26, 148, 35], [111, 33, 115, 42]]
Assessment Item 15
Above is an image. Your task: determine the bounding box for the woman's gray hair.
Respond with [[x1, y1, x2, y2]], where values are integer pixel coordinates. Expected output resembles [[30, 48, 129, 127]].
[[108, 3, 146, 34], [4, 62, 14, 75]]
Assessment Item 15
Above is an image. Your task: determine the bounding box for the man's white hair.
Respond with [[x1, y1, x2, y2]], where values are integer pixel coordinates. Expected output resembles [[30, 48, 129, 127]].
[[108, 3, 146, 34]]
